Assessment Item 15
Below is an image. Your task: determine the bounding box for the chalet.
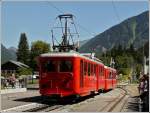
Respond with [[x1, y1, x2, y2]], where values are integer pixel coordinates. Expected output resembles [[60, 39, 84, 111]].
[[1, 60, 29, 74]]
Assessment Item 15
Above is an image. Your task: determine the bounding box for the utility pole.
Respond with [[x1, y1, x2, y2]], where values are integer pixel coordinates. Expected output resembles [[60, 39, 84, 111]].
[[110, 57, 115, 68]]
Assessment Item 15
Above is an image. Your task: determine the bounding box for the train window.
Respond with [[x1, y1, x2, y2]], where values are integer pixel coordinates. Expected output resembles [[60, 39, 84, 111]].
[[43, 60, 57, 72], [91, 64, 93, 75], [88, 63, 90, 76], [59, 60, 72, 72], [94, 65, 96, 76], [80, 60, 84, 87], [99, 67, 102, 76], [84, 62, 87, 76], [113, 72, 116, 79], [109, 72, 112, 79], [101, 67, 104, 76], [112, 72, 114, 79]]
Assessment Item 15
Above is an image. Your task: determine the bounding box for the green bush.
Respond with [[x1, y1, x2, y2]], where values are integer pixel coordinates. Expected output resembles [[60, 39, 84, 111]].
[[18, 68, 32, 76]]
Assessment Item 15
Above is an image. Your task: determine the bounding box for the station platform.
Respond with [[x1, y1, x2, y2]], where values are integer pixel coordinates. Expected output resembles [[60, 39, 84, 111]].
[[1, 89, 40, 110], [1, 88, 27, 94]]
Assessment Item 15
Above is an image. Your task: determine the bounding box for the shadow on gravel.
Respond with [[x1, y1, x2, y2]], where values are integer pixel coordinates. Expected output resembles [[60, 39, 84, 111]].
[[14, 93, 101, 106], [14, 96, 43, 103], [14, 89, 112, 107], [126, 96, 139, 112]]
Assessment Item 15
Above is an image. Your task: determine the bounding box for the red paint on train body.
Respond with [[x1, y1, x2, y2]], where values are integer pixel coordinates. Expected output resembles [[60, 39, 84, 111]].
[[38, 52, 117, 97]]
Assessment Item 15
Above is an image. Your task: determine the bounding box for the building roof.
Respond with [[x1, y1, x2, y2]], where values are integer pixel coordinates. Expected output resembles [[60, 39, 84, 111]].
[[3, 60, 29, 68], [10, 60, 29, 68]]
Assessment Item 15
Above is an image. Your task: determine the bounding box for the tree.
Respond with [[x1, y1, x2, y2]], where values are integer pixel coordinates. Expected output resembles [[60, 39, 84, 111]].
[[18, 67, 32, 76], [30, 40, 50, 70], [17, 33, 30, 65]]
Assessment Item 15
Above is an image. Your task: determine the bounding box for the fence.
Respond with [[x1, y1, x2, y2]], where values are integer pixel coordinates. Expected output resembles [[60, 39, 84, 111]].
[[1, 78, 27, 89]]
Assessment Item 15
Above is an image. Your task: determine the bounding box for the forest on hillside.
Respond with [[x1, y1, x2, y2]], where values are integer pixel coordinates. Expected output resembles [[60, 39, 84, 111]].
[[97, 41, 149, 82]]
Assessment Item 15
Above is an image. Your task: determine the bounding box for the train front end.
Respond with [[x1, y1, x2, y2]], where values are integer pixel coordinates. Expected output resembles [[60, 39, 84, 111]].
[[38, 53, 75, 97]]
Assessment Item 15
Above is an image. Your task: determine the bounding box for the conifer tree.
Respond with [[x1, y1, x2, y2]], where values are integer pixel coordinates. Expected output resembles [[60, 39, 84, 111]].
[[17, 33, 30, 65]]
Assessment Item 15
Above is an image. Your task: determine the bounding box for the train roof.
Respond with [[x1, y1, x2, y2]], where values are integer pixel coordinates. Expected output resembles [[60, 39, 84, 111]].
[[39, 51, 104, 65], [104, 66, 116, 71]]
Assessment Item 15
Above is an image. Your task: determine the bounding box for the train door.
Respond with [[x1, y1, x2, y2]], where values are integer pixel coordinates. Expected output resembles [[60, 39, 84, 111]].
[[80, 60, 84, 88]]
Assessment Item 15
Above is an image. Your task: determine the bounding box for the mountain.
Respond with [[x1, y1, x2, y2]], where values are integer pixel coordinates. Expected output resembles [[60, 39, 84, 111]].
[[79, 39, 89, 47], [8, 47, 17, 61], [8, 47, 17, 53], [1, 44, 17, 64], [79, 11, 149, 53]]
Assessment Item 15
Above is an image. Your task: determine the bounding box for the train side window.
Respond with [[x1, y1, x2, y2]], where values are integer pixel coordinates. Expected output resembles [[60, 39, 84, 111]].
[[99, 67, 101, 76], [80, 60, 84, 87], [94, 65, 96, 76], [101, 67, 104, 76], [114, 73, 116, 79], [91, 64, 93, 76], [88, 63, 90, 76], [84, 62, 87, 76], [60, 60, 72, 72], [109, 72, 112, 79], [99, 66, 103, 76]]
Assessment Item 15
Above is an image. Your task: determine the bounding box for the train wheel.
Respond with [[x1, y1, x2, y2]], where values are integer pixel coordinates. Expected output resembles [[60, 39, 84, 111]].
[[90, 91, 95, 97], [72, 95, 80, 103], [98, 89, 103, 93], [41, 95, 49, 102]]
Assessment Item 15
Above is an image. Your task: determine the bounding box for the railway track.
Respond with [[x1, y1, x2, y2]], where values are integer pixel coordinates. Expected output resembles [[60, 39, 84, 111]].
[[23, 104, 64, 112], [2, 86, 130, 112], [98, 86, 129, 112], [48, 86, 130, 112]]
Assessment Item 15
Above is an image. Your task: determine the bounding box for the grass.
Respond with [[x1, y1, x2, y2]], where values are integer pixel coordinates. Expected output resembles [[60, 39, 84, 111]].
[[27, 79, 39, 84]]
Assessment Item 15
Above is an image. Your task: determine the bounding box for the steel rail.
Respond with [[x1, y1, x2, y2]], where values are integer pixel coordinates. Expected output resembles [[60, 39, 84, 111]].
[[98, 86, 128, 112]]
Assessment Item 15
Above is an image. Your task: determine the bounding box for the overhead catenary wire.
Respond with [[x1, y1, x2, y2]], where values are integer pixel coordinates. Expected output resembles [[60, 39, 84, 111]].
[[111, 0, 148, 70], [111, 0, 148, 46], [46, 1, 96, 39], [112, 0, 120, 22], [47, 2, 64, 14], [111, 0, 132, 48]]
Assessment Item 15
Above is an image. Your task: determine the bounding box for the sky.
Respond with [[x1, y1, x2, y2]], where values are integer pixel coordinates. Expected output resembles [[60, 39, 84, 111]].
[[1, 0, 149, 48]]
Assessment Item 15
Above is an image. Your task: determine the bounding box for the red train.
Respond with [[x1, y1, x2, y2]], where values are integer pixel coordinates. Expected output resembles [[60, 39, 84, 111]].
[[38, 51, 117, 97]]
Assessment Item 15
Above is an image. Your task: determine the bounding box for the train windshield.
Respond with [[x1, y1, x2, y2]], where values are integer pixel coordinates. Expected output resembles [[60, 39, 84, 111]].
[[42, 60, 72, 72], [43, 60, 57, 72], [60, 61, 72, 72]]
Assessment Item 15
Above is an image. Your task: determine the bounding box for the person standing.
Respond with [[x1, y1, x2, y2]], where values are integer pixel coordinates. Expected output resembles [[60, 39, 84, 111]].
[[10, 73, 16, 88], [142, 74, 149, 112], [138, 76, 145, 102]]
